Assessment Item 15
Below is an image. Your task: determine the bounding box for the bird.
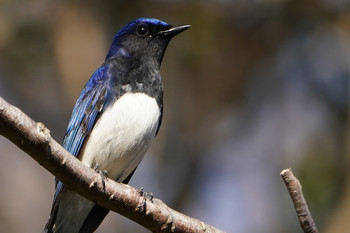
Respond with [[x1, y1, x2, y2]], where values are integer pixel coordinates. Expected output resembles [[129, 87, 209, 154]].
[[43, 18, 190, 233]]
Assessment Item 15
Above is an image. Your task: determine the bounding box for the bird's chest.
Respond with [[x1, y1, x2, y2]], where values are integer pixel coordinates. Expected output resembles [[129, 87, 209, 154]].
[[79, 92, 160, 181]]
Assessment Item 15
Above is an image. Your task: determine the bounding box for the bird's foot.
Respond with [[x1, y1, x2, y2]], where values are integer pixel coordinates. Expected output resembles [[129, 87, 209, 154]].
[[137, 187, 153, 211], [94, 165, 108, 191]]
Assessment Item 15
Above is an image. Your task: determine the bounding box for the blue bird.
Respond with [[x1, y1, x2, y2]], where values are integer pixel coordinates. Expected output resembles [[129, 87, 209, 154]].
[[44, 18, 189, 233]]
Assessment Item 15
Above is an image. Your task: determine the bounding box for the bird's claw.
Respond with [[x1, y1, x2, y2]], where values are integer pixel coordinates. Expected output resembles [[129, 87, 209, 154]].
[[137, 187, 153, 211], [94, 165, 108, 191]]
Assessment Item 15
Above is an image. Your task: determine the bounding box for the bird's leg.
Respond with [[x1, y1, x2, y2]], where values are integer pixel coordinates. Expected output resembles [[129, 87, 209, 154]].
[[93, 164, 108, 191], [137, 187, 154, 211]]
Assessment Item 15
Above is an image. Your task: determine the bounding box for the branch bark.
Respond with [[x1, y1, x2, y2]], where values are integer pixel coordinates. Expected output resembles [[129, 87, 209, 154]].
[[0, 96, 225, 233], [280, 168, 318, 233]]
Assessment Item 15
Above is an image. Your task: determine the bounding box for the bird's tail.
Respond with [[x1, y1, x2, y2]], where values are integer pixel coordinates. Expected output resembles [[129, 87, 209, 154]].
[[43, 215, 55, 233], [43, 182, 63, 233]]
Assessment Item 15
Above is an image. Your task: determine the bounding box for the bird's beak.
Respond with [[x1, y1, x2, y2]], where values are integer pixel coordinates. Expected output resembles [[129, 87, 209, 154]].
[[159, 25, 191, 37]]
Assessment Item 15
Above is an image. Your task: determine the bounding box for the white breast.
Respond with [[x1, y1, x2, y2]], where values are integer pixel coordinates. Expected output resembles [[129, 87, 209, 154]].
[[79, 92, 160, 182], [54, 93, 160, 232]]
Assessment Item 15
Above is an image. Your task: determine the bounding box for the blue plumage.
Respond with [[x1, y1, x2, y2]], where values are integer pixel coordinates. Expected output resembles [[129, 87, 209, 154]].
[[63, 65, 109, 158], [44, 18, 189, 233]]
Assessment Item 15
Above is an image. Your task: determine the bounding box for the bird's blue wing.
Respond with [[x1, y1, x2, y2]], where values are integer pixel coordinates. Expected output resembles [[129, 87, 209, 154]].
[[63, 65, 109, 158], [55, 65, 109, 189], [44, 65, 110, 233]]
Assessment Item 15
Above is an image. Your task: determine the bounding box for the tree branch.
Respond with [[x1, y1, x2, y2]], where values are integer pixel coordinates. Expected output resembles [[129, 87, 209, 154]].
[[0, 96, 225, 233], [280, 168, 318, 233]]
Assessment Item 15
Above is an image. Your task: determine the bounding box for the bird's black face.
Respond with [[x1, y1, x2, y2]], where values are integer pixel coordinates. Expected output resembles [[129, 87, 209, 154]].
[[107, 18, 190, 65], [121, 21, 173, 63]]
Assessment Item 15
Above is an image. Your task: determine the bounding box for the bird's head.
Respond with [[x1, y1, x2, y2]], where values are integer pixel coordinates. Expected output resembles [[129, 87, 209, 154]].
[[106, 18, 190, 65]]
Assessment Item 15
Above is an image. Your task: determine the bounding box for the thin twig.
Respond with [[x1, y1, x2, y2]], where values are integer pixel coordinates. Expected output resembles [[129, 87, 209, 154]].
[[0, 96, 225, 233], [280, 168, 318, 233]]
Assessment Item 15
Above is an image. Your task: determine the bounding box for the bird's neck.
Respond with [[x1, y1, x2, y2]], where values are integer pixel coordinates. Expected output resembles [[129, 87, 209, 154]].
[[106, 56, 163, 106], [106, 46, 131, 60]]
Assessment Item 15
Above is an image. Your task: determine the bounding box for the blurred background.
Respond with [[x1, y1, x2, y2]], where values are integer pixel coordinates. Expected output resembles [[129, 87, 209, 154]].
[[0, 0, 349, 232]]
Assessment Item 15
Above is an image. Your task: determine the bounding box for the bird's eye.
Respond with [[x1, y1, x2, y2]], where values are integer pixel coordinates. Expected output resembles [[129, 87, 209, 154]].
[[136, 25, 149, 36]]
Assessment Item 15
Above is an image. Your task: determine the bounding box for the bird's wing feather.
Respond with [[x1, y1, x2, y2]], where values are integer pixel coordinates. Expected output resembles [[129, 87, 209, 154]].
[[63, 65, 109, 158], [44, 65, 110, 233]]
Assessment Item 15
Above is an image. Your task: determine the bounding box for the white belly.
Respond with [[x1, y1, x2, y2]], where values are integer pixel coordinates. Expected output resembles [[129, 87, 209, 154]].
[[53, 93, 160, 232], [80, 92, 160, 181]]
